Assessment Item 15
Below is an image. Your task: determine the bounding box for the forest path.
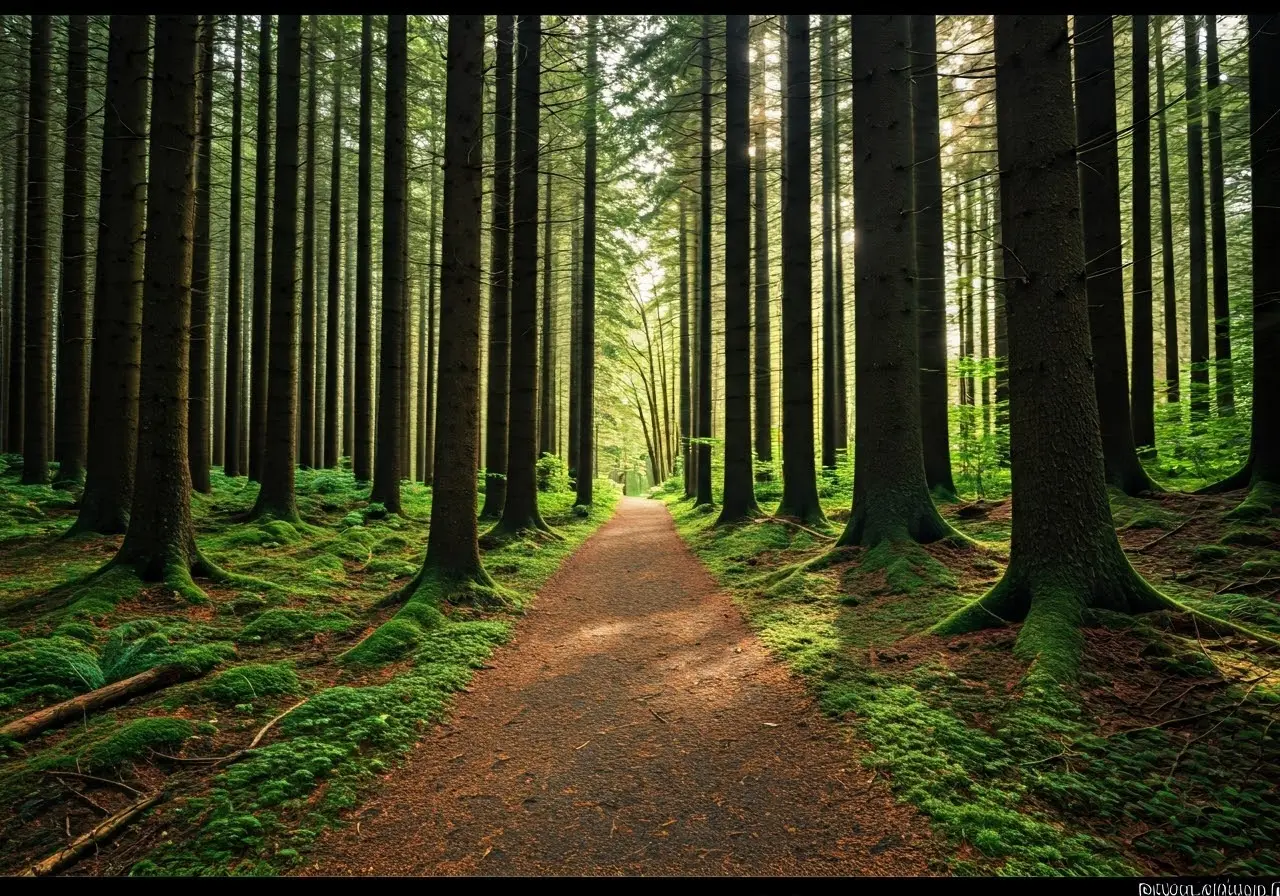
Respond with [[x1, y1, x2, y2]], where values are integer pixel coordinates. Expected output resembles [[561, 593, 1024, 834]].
[[304, 497, 941, 876]]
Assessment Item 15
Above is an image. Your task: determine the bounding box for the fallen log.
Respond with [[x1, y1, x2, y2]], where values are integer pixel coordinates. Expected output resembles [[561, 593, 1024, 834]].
[[1, 664, 201, 742], [21, 789, 165, 877]]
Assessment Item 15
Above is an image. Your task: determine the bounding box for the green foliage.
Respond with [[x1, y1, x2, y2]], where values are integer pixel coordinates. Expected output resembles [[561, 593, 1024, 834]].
[[205, 663, 301, 705], [536, 453, 572, 493], [0, 635, 103, 708], [239, 609, 356, 644]]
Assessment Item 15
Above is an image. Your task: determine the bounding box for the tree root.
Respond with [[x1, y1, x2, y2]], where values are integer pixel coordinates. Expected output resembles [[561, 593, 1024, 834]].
[[1195, 460, 1252, 495]]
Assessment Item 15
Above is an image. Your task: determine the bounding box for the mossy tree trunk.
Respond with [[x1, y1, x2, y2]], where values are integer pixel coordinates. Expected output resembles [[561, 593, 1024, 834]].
[[839, 14, 955, 549], [323, 16, 343, 470], [775, 14, 826, 526], [1130, 15, 1156, 453], [73, 16, 149, 535], [354, 15, 373, 483], [911, 15, 955, 498], [495, 15, 552, 536], [224, 15, 245, 477], [21, 15, 51, 486], [717, 14, 759, 525], [188, 15, 215, 494], [249, 16, 273, 482], [1205, 16, 1233, 417], [936, 15, 1171, 680], [54, 15, 89, 485], [251, 14, 302, 523], [298, 14, 318, 470], [1184, 16, 1210, 421], [1074, 15, 1161, 496], [1154, 16, 1180, 405], [370, 14, 407, 515], [574, 14, 598, 510], [480, 15, 514, 517], [113, 15, 211, 594]]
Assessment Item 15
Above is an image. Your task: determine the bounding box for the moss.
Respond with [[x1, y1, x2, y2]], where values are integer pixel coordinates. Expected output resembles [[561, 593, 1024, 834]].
[[0, 635, 104, 707], [1192, 544, 1233, 561], [1220, 528, 1274, 548], [99, 619, 235, 681], [52, 622, 98, 644], [0, 630, 19, 646], [1227, 480, 1280, 522], [84, 717, 195, 771], [206, 662, 301, 705], [857, 541, 958, 596], [239, 609, 357, 644]]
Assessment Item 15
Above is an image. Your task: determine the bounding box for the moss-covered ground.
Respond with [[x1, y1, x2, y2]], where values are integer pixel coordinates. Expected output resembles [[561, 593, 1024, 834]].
[[0, 454, 618, 875], [659, 455, 1280, 876]]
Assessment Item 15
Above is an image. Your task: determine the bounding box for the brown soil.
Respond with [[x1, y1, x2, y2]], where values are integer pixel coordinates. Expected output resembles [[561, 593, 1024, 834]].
[[302, 497, 942, 876]]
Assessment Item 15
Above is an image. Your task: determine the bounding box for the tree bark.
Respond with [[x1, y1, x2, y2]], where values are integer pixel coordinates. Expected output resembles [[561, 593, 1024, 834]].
[[249, 15, 273, 481], [225, 15, 245, 476], [298, 15, 318, 469], [695, 14, 714, 508], [911, 15, 956, 497], [936, 15, 1170, 678], [1130, 15, 1156, 452], [1154, 16, 1180, 404], [323, 16, 343, 469], [819, 15, 837, 471], [775, 15, 826, 525], [251, 14, 302, 522], [370, 14, 408, 514], [343, 211, 355, 460], [4, 47, 25, 456], [1184, 16, 1211, 420], [73, 17, 149, 534], [1074, 14, 1161, 495], [422, 150, 439, 485], [188, 16, 215, 493], [1205, 16, 1233, 416], [54, 16, 90, 485], [752, 31, 772, 472], [539, 165, 556, 460], [679, 190, 692, 498], [354, 15, 374, 482], [574, 15, 598, 509], [568, 205, 581, 481], [21, 15, 51, 485]]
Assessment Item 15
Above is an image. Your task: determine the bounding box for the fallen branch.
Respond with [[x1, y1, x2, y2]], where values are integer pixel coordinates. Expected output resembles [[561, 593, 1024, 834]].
[[1136, 515, 1201, 553], [152, 699, 307, 767], [1, 664, 203, 743], [21, 790, 165, 877], [751, 516, 835, 542], [38, 770, 142, 797]]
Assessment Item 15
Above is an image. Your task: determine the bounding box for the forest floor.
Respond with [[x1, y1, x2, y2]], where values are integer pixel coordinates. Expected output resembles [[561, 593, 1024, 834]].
[[302, 497, 943, 876], [0, 457, 618, 876]]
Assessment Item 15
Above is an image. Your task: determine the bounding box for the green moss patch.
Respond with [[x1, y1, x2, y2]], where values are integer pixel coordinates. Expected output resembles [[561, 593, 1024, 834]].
[[205, 663, 301, 705]]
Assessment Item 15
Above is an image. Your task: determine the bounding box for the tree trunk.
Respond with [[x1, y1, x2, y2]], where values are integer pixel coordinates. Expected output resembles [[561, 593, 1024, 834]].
[[839, 14, 953, 548], [993, 176, 1009, 465], [695, 14, 714, 508], [679, 190, 692, 498], [343, 211, 355, 460], [414, 14, 491, 583], [911, 15, 955, 498], [5, 53, 25, 456], [979, 177, 991, 438], [323, 16, 343, 469], [539, 165, 556, 460], [422, 151, 439, 485], [574, 15, 598, 509], [776, 15, 826, 525], [188, 16, 215, 493], [113, 14, 212, 594], [936, 15, 1170, 679], [495, 15, 552, 534], [224, 15, 245, 476], [1074, 14, 1161, 496], [1130, 14, 1156, 452], [354, 15, 374, 482], [1185, 16, 1210, 420], [568, 206, 581, 481], [251, 14, 302, 522], [54, 15, 89, 485], [21, 15, 51, 485], [752, 35, 772, 473], [298, 15, 318, 469], [370, 14, 408, 515], [399, 165, 412, 480], [717, 15, 758, 523], [831, 21, 849, 456], [819, 15, 837, 471], [213, 247, 227, 468], [1205, 17, 1233, 417], [72, 16, 149, 534], [1154, 16, 1180, 404], [249, 15, 273, 481]]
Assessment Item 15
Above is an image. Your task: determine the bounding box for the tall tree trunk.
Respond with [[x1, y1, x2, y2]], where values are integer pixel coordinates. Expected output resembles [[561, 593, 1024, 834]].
[[251, 14, 302, 522], [1154, 16, 1180, 404], [1074, 14, 1161, 496], [225, 15, 245, 476], [1131, 14, 1156, 452], [679, 190, 692, 497], [695, 14, 714, 508], [539, 165, 556, 459], [568, 205, 581, 481], [400, 143, 413, 479], [574, 14, 598, 509], [370, 14, 408, 514], [188, 16, 215, 493], [298, 14, 318, 468], [4, 26, 26, 456], [323, 16, 343, 468], [480, 15, 514, 516], [839, 14, 953, 548], [1185, 15, 1210, 420], [718, 14, 759, 523], [54, 15, 89, 485], [1205, 16, 1233, 416], [819, 15, 837, 471], [113, 15, 215, 595], [354, 15, 374, 482], [832, 22, 849, 456], [213, 248, 227, 468], [495, 15, 552, 534], [343, 211, 355, 459], [936, 15, 1170, 679], [21, 15, 51, 485], [993, 175, 1009, 465], [249, 15, 273, 481], [72, 16, 149, 534], [979, 177, 991, 438], [422, 151, 439, 485], [962, 180, 976, 423], [775, 15, 826, 525], [752, 33, 772, 473], [911, 15, 955, 497]]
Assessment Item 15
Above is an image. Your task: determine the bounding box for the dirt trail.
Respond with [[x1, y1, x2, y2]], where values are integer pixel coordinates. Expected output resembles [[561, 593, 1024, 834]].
[[304, 497, 941, 876]]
